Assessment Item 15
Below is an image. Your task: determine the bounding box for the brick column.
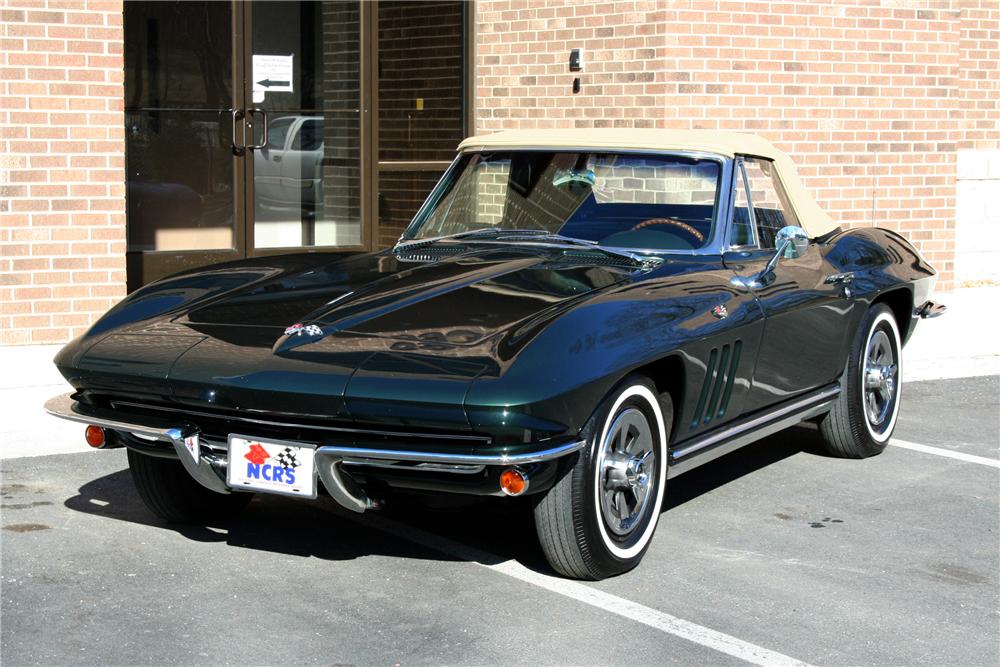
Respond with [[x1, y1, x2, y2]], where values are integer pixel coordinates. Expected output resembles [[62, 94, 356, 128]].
[[0, 0, 126, 345]]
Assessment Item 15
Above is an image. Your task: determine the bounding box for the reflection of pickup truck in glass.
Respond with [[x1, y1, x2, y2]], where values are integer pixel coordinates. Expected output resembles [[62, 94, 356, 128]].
[[254, 115, 323, 215]]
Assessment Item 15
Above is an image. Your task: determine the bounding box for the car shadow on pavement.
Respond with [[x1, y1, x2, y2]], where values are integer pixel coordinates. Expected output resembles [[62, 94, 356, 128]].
[[664, 423, 831, 511], [62, 424, 831, 575], [63, 469, 473, 565]]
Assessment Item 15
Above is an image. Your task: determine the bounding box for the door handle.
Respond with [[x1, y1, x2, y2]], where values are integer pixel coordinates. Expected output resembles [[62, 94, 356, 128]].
[[246, 107, 268, 149], [824, 272, 854, 285], [230, 108, 246, 153], [824, 272, 855, 298], [272, 154, 282, 162]]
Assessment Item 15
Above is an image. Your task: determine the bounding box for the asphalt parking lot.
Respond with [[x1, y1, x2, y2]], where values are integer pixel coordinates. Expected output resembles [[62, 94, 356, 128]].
[[2, 375, 997, 666]]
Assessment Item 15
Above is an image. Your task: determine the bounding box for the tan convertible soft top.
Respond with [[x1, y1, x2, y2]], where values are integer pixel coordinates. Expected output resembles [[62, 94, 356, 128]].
[[458, 129, 839, 238]]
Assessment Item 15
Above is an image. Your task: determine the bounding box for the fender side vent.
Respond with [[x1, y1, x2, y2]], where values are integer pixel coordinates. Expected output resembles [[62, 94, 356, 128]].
[[690, 340, 743, 429]]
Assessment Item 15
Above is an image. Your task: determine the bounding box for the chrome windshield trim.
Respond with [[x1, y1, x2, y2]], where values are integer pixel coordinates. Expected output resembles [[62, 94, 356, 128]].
[[399, 149, 732, 255], [457, 146, 729, 162]]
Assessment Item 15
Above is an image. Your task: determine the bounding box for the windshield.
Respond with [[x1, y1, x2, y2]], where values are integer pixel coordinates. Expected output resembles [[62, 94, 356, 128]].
[[404, 151, 722, 251]]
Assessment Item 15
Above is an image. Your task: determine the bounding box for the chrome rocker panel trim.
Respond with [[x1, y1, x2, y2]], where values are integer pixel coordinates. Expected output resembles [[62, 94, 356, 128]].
[[667, 383, 841, 478]]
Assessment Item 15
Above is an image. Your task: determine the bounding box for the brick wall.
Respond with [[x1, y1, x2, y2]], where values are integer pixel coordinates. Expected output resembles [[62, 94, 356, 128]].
[[475, 0, 1000, 291], [1, 0, 126, 345], [1, 0, 996, 346]]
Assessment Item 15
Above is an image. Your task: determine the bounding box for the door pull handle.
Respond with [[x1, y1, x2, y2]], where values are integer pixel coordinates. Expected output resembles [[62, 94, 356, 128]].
[[230, 108, 246, 154], [824, 272, 854, 285], [246, 107, 268, 150], [824, 272, 855, 298]]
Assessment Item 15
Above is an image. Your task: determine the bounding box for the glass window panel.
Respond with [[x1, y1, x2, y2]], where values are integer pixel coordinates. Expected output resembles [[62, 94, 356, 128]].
[[742, 157, 799, 249], [251, 1, 360, 113], [378, 1, 465, 161], [126, 111, 235, 252], [729, 162, 756, 247], [254, 113, 361, 249], [410, 152, 720, 251], [251, 2, 362, 250], [267, 117, 295, 150], [378, 170, 447, 248], [124, 1, 232, 110]]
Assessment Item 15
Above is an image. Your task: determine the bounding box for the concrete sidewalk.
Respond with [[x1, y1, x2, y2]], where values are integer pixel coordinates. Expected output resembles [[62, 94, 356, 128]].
[[2, 287, 997, 460]]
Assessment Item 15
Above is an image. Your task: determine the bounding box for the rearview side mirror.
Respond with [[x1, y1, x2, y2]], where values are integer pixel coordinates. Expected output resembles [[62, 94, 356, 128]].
[[776, 225, 809, 260], [732, 225, 811, 290]]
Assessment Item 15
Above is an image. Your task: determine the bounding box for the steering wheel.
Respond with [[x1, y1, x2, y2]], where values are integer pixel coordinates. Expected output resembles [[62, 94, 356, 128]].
[[630, 218, 705, 244]]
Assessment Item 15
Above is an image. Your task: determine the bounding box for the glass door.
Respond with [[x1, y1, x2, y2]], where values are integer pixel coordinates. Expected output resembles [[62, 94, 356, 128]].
[[124, 1, 245, 289], [245, 1, 365, 254], [124, 1, 469, 290]]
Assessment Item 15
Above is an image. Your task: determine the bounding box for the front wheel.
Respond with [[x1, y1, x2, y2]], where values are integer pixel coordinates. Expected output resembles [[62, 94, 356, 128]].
[[127, 449, 253, 523], [533, 376, 671, 580], [819, 303, 902, 458]]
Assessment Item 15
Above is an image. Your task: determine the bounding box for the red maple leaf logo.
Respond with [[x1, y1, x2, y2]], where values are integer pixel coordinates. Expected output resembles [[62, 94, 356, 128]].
[[244, 443, 271, 465]]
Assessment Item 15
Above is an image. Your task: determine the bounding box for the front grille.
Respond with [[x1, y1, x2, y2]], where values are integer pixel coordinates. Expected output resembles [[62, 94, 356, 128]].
[[88, 393, 488, 454]]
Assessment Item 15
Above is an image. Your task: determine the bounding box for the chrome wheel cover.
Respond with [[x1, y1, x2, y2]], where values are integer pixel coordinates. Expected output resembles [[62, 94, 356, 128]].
[[862, 328, 898, 430], [596, 407, 656, 536]]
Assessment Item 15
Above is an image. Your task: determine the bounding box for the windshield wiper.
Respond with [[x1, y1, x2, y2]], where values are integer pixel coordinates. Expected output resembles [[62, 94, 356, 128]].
[[497, 232, 659, 268], [394, 228, 659, 269], [393, 227, 551, 252]]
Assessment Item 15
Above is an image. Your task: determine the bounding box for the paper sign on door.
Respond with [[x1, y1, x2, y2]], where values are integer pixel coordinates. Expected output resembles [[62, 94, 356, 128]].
[[252, 54, 294, 95]]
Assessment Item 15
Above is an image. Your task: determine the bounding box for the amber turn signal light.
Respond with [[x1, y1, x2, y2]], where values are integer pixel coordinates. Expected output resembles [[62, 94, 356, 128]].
[[84, 424, 106, 448], [499, 467, 529, 496]]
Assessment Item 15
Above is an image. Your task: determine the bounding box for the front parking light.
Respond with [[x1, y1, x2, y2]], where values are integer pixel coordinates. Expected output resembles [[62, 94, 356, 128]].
[[499, 467, 529, 496], [84, 424, 106, 448]]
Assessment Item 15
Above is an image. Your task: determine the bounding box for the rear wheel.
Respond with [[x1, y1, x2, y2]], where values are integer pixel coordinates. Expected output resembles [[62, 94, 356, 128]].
[[819, 303, 901, 458], [127, 449, 252, 523], [533, 376, 670, 580]]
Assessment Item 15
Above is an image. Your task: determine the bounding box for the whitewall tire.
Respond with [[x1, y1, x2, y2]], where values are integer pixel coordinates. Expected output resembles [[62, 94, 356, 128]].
[[534, 375, 671, 580]]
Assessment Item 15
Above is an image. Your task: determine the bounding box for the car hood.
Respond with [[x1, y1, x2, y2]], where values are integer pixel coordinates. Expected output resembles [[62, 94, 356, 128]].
[[62, 246, 638, 429], [180, 245, 627, 345]]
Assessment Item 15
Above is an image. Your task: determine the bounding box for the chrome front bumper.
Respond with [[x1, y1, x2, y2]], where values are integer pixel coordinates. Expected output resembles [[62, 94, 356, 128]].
[[44, 392, 585, 511], [915, 300, 946, 319]]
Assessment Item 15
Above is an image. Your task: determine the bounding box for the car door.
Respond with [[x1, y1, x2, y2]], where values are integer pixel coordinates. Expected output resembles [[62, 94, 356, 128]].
[[254, 115, 295, 208], [723, 155, 857, 413], [279, 117, 324, 211]]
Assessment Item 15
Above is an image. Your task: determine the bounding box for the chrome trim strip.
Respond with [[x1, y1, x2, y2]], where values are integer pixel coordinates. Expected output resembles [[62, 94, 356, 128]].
[[459, 146, 727, 162], [44, 393, 230, 494], [341, 459, 486, 474], [401, 149, 732, 256], [107, 399, 490, 443], [45, 393, 182, 441], [668, 384, 841, 474], [915, 300, 946, 319], [314, 440, 585, 467], [45, 392, 583, 468]]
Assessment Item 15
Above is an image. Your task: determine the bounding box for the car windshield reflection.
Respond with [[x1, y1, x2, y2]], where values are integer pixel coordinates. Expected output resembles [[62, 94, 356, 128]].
[[405, 151, 722, 252]]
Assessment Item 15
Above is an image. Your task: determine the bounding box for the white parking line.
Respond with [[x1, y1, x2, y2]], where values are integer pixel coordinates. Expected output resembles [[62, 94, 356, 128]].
[[890, 439, 1000, 468], [353, 512, 813, 667]]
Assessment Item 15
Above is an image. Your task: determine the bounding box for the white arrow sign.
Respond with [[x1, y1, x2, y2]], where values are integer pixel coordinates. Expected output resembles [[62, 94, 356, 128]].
[[252, 54, 294, 94]]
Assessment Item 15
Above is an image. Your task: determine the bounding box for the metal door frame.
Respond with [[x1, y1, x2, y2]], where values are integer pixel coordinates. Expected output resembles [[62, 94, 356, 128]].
[[125, 3, 248, 290], [241, 0, 371, 259], [127, 0, 474, 289]]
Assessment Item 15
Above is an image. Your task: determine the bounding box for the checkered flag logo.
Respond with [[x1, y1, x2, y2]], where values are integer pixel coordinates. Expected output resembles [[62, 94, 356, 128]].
[[275, 447, 302, 470]]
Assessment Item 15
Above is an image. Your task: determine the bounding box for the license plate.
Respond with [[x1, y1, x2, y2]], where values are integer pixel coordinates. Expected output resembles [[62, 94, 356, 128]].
[[227, 435, 317, 498]]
